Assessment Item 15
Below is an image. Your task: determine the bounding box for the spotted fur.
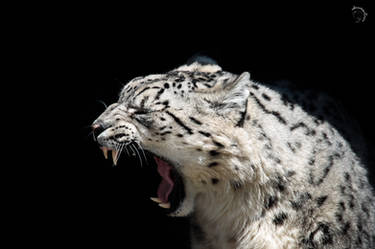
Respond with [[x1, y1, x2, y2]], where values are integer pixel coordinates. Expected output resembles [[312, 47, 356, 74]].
[[93, 59, 375, 249]]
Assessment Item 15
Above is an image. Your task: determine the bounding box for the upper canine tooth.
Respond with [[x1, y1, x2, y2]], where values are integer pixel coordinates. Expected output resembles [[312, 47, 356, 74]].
[[159, 202, 171, 209], [101, 147, 108, 159], [112, 149, 119, 165]]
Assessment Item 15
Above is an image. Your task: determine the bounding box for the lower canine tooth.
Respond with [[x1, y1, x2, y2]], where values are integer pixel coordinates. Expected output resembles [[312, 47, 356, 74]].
[[159, 202, 171, 209], [150, 197, 162, 203]]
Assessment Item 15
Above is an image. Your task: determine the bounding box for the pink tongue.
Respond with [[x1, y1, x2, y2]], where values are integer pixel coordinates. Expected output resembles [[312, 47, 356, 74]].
[[154, 156, 174, 203]]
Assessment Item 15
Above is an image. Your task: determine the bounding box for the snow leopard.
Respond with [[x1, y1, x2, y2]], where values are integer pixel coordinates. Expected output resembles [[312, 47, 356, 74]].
[[92, 58, 375, 249]]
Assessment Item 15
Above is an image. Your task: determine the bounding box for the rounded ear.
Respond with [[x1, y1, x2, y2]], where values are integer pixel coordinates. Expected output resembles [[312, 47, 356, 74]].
[[217, 72, 251, 127]]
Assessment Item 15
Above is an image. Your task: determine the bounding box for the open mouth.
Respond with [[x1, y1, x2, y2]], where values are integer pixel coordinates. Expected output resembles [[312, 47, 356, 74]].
[[150, 156, 185, 213], [98, 146, 185, 215]]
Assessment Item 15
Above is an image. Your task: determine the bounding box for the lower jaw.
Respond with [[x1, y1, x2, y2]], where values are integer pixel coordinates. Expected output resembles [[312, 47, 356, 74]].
[[152, 169, 196, 217], [167, 169, 186, 214], [149, 154, 187, 216]]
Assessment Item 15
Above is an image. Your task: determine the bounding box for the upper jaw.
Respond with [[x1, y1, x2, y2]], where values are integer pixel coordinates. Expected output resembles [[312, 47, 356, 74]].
[[94, 129, 133, 166]]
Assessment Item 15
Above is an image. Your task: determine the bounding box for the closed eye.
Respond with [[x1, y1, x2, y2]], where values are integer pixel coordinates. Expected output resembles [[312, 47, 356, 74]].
[[133, 113, 153, 128], [128, 104, 152, 115], [134, 109, 150, 115]]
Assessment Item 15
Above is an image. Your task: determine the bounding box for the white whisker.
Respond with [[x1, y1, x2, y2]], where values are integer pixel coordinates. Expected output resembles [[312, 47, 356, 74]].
[[121, 144, 125, 160], [131, 143, 143, 168], [116, 143, 124, 164], [128, 144, 137, 157], [124, 145, 130, 156], [97, 100, 108, 109], [135, 141, 148, 166]]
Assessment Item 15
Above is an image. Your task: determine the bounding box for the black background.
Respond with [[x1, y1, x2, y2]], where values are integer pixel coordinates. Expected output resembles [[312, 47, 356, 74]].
[[13, 1, 373, 248]]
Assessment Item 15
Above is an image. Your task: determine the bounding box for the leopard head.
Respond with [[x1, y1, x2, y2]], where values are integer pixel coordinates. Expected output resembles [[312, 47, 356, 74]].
[[92, 60, 258, 216]]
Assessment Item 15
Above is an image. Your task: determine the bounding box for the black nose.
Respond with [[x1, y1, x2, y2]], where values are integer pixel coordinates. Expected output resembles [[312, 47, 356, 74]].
[[91, 123, 105, 140]]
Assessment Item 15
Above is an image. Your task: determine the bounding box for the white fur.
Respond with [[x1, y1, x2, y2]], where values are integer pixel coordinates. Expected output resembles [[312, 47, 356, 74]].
[[93, 62, 375, 249]]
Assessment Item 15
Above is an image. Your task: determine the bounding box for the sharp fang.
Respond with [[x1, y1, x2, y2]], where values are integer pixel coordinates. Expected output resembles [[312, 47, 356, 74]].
[[112, 149, 119, 165], [101, 147, 108, 159], [150, 197, 162, 203], [159, 202, 171, 209]]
